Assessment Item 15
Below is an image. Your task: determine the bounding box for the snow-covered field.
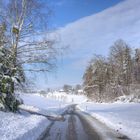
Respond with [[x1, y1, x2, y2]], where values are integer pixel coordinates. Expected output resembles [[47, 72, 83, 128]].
[[46, 91, 87, 104], [20, 93, 87, 112], [20, 93, 65, 113], [78, 102, 140, 140]]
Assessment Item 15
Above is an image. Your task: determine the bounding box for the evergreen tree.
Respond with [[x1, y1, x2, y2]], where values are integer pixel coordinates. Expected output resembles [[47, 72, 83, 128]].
[[0, 24, 21, 111]]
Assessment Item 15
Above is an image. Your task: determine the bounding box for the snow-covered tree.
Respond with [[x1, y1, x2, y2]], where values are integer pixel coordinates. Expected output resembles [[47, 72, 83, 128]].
[[133, 49, 140, 83], [0, 23, 22, 111], [0, 0, 60, 111], [83, 40, 134, 102], [109, 40, 132, 86], [83, 55, 109, 101]]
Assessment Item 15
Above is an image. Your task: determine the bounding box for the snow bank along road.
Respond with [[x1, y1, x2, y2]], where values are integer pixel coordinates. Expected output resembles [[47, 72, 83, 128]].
[[78, 103, 140, 140], [0, 110, 51, 140], [41, 105, 130, 140]]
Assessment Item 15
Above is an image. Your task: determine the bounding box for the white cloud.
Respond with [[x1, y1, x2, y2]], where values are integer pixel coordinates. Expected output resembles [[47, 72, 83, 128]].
[[56, 0, 140, 63]]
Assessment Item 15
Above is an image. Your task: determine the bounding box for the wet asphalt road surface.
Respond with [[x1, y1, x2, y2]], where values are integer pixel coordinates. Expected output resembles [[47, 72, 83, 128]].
[[43, 114, 100, 140]]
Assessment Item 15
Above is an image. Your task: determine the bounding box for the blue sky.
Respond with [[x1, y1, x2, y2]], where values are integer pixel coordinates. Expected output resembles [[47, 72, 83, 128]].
[[48, 0, 124, 28], [36, 0, 140, 89]]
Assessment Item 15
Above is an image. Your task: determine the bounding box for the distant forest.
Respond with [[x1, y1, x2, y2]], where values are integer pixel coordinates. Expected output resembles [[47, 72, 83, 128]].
[[83, 39, 140, 102]]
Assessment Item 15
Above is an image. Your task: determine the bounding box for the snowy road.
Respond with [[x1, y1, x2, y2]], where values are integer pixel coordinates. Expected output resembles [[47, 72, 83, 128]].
[[41, 105, 100, 140], [42, 114, 100, 140], [19, 93, 132, 140], [41, 105, 130, 140], [17, 94, 139, 140]]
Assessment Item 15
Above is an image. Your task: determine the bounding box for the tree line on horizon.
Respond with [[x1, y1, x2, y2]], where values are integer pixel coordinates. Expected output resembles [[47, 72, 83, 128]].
[[83, 39, 140, 102]]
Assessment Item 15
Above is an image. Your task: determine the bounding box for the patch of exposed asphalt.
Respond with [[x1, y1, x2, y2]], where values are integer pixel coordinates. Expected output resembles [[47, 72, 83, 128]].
[[77, 113, 101, 140], [67, 115, 77, 140]]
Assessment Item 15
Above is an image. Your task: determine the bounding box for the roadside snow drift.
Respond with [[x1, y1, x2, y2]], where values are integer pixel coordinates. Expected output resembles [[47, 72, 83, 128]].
[[0, 111, 50, 140], [78, 103, 140, 140]]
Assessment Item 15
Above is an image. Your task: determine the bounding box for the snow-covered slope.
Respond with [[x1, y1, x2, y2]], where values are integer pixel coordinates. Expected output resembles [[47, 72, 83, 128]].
[[115, 94, 140, 103], [78, 103, 140, 140], [20, 93, 87, 108], [46, 92, 87, 103]]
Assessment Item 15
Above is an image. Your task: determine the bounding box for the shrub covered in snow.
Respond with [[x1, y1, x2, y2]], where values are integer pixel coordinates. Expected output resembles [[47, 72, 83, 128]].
[[0, 72, 25, 111], [115, 94, 140, 103]]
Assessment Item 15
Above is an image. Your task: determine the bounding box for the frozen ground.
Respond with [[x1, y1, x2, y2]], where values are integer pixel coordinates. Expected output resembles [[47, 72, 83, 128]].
[[78, 102, 140, 140]]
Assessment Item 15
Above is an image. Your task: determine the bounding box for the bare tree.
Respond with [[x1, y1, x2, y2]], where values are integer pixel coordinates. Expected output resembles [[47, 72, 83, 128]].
[[109, 39, 132, 86], [83, 55, 109, 101], [0, 0, 58, 75], [133, 49, 140, 83]]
